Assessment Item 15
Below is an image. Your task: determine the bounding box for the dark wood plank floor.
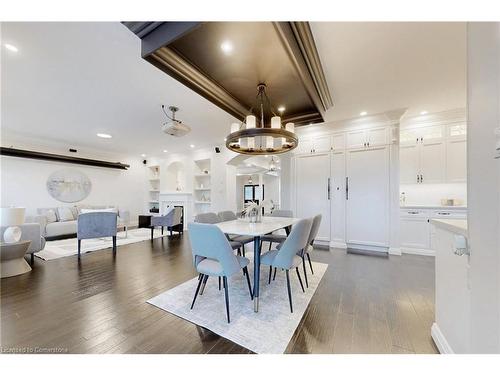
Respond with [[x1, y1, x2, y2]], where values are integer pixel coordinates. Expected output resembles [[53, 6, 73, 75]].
[[0, 234, 438, 354]]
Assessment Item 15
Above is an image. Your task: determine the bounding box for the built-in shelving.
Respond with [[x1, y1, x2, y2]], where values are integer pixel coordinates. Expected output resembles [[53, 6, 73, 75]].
[[148, 165, 161, 212], [193, 158, 211, 215]]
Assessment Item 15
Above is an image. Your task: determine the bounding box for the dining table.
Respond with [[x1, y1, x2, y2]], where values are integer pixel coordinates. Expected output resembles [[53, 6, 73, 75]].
[[215, 216, 299, 312]]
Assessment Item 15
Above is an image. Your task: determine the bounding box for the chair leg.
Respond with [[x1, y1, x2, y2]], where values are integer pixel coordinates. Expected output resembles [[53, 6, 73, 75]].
[[237, 248, 242, 256], [244, 266, 253, 300], [268, 241, 272, 252], [112, 236, 117, 256], [199, 275, 209, 295], [273, 267, 277, 281], [150, 227, 154, 240], [242, 245, 245, 257], [78, 239, 81, 259], [302, 255, 309, 288], [296, 267, 305, 293], [30, 253, 34, 265], [218, 276, 221, 291], [161, 226, 164, 235], [307, 253, 314, 274], [223, 276, 230, 323], [191, 274, 204, 309], [285, 270, 293, 313], [268, 265, 272, 284]]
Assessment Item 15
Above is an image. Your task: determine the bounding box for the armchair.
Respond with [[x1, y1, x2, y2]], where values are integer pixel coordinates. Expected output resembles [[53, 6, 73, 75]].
[[0, 223, 46, 264], [77, 212, 117, 259]]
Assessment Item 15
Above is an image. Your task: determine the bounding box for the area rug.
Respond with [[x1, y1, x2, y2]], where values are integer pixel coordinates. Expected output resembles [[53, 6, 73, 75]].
[[147, 258, 328, 354], [36, 228, 168, 260]]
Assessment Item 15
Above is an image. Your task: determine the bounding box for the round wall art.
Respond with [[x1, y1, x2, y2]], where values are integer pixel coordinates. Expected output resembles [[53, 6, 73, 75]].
[[46, 169, 92, 203]]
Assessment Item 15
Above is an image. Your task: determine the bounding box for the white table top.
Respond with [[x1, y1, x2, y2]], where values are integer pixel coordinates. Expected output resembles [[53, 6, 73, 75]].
[[215, 217, 299, 237]]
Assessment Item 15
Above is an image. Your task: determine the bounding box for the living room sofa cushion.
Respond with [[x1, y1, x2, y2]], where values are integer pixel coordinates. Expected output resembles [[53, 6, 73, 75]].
[[45, 220, 77, 238], [57, 207, 74, 222], [38, 208, 58, 223]]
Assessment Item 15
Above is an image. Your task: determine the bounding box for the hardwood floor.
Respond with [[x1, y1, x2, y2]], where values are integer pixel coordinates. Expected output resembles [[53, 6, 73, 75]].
[[0, 234, 437, 354]]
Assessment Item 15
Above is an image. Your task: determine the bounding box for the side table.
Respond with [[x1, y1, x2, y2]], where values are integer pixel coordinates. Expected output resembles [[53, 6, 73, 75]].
[[0, 240, 32, 278]]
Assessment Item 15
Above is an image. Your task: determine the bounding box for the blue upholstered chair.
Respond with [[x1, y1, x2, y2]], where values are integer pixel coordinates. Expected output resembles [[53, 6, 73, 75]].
[[77, 212, 117, 259], [260, 218, 312, 313], [261, 209, 294, 252], [150, 207, 183, 239], [297, 214, 322, 288], [188, 222, 253, 323], [217, 211, 254, 254], [195, 212, 245, 255]]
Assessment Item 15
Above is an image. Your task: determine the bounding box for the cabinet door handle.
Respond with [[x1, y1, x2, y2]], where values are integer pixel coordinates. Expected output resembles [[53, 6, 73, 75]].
[[408, 211, 419, 215], [421, 137, 423, 142], [345, 177, 349, 200], [420, 174, 423, 183], [437, 212, 451, 216], [416, 138, 419, 144], [327, 178, 331, 200], [367, 142, 370, 147], [417, 174, 420, 183]]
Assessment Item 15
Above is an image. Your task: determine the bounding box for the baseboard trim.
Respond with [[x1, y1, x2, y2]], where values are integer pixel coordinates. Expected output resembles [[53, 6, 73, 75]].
[[431, 322, 454, 354], [389, 247, 402, 256], [401, 247, 435, 256], [346, 243, 388, 253], [329, 241, 347, 249]]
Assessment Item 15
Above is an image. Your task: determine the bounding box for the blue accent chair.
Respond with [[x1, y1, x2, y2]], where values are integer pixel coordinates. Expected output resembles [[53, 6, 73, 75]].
[[260, 218, 312, 313], [188, 222, 253, 323], [77, 212, 117, 259]]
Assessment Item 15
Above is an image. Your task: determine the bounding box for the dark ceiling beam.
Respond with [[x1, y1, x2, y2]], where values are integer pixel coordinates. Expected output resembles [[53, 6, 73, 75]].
[[148, 47, 249, 120], [123, 22, 201, 57], [273, 22, 332, 118], [0, 147, 130, 170], [289, 22, 333, 110]]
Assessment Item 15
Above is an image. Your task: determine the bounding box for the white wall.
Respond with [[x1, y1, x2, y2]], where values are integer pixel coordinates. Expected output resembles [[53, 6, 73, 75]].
[[467, 22, 500, 353], [400, 183, 467, 206], [0, 155, 148, 225]]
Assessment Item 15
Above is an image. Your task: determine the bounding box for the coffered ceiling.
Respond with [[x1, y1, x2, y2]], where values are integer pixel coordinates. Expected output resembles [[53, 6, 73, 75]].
[[124, 22, 333, 126]]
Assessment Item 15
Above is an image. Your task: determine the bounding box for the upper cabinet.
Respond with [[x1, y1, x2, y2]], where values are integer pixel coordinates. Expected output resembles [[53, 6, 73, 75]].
[[400, 122, 466, 184], [346, 127, 389, 149]]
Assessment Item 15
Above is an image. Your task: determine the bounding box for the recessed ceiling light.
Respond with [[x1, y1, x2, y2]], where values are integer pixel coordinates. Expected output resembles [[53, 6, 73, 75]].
[[360, 111, 367, 116], [190, 144, 195, 148], [141, 154, 147, 158], [220, 41, 233, 54], [96, 133, 112, 138], [4, 43, 18, 52], [224, 138, 227, 142], [420, 111, 428, 115], [277, 106, 286, 113], [163, 150, 168, 153]]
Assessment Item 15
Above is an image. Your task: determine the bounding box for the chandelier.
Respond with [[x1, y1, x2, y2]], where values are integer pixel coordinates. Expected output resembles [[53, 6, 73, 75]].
[[225, 84, 298, 155]]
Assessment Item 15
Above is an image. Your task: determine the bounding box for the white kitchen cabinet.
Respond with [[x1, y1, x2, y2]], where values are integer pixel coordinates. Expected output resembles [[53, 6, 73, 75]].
[[312, 135, 331, 153], [446, 138, 467, 182], [400, 144, 420, 184], [400, 125, 444, 145], [346, 146, 390, 248], [346, 128, 388, 149], [330, 151, 346, 246], [447, 123, 467, 140], [295, 153, 331, 242], [346, 130, 366, 149], [366, 127, 388, 147], [331, 133, 345, 151], [420, 140, 446, 183], [295, 135, 331, 154], [400, 209, 431, 250]]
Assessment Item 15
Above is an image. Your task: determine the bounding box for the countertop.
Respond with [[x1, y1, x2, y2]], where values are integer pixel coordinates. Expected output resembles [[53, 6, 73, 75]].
[[400, 205, 467, 210], [431, 218, 468, 237]]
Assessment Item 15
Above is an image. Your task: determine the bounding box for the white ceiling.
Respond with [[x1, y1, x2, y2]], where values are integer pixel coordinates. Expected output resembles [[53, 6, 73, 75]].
[[310, 22, 466, 121], [1, 22, 237, 158], [1, 22, 467, 158]]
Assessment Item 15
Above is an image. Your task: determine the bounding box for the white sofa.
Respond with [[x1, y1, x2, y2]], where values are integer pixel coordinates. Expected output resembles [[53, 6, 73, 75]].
[[26, 205, 130, 240]]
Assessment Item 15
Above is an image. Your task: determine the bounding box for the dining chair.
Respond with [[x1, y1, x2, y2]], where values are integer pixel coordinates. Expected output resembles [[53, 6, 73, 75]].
[[77, 212, 117, 259], [217, 211, 254, 253], [188, 222, 253, 323], [260, 218, 312, 313], [297, 214, 322, 288], [261, 209, 294, 252]]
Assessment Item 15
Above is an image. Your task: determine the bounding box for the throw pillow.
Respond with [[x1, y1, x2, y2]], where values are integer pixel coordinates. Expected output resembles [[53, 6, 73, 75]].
[[57, 207, 74, 222], [44, 209, 57, 224], [69, 206, 79, 219]]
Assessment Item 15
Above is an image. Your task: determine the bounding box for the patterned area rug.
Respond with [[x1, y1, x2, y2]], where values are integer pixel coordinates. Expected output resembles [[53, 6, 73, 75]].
[[148, 257, 328, 354], [36, 228, 168, 260]]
